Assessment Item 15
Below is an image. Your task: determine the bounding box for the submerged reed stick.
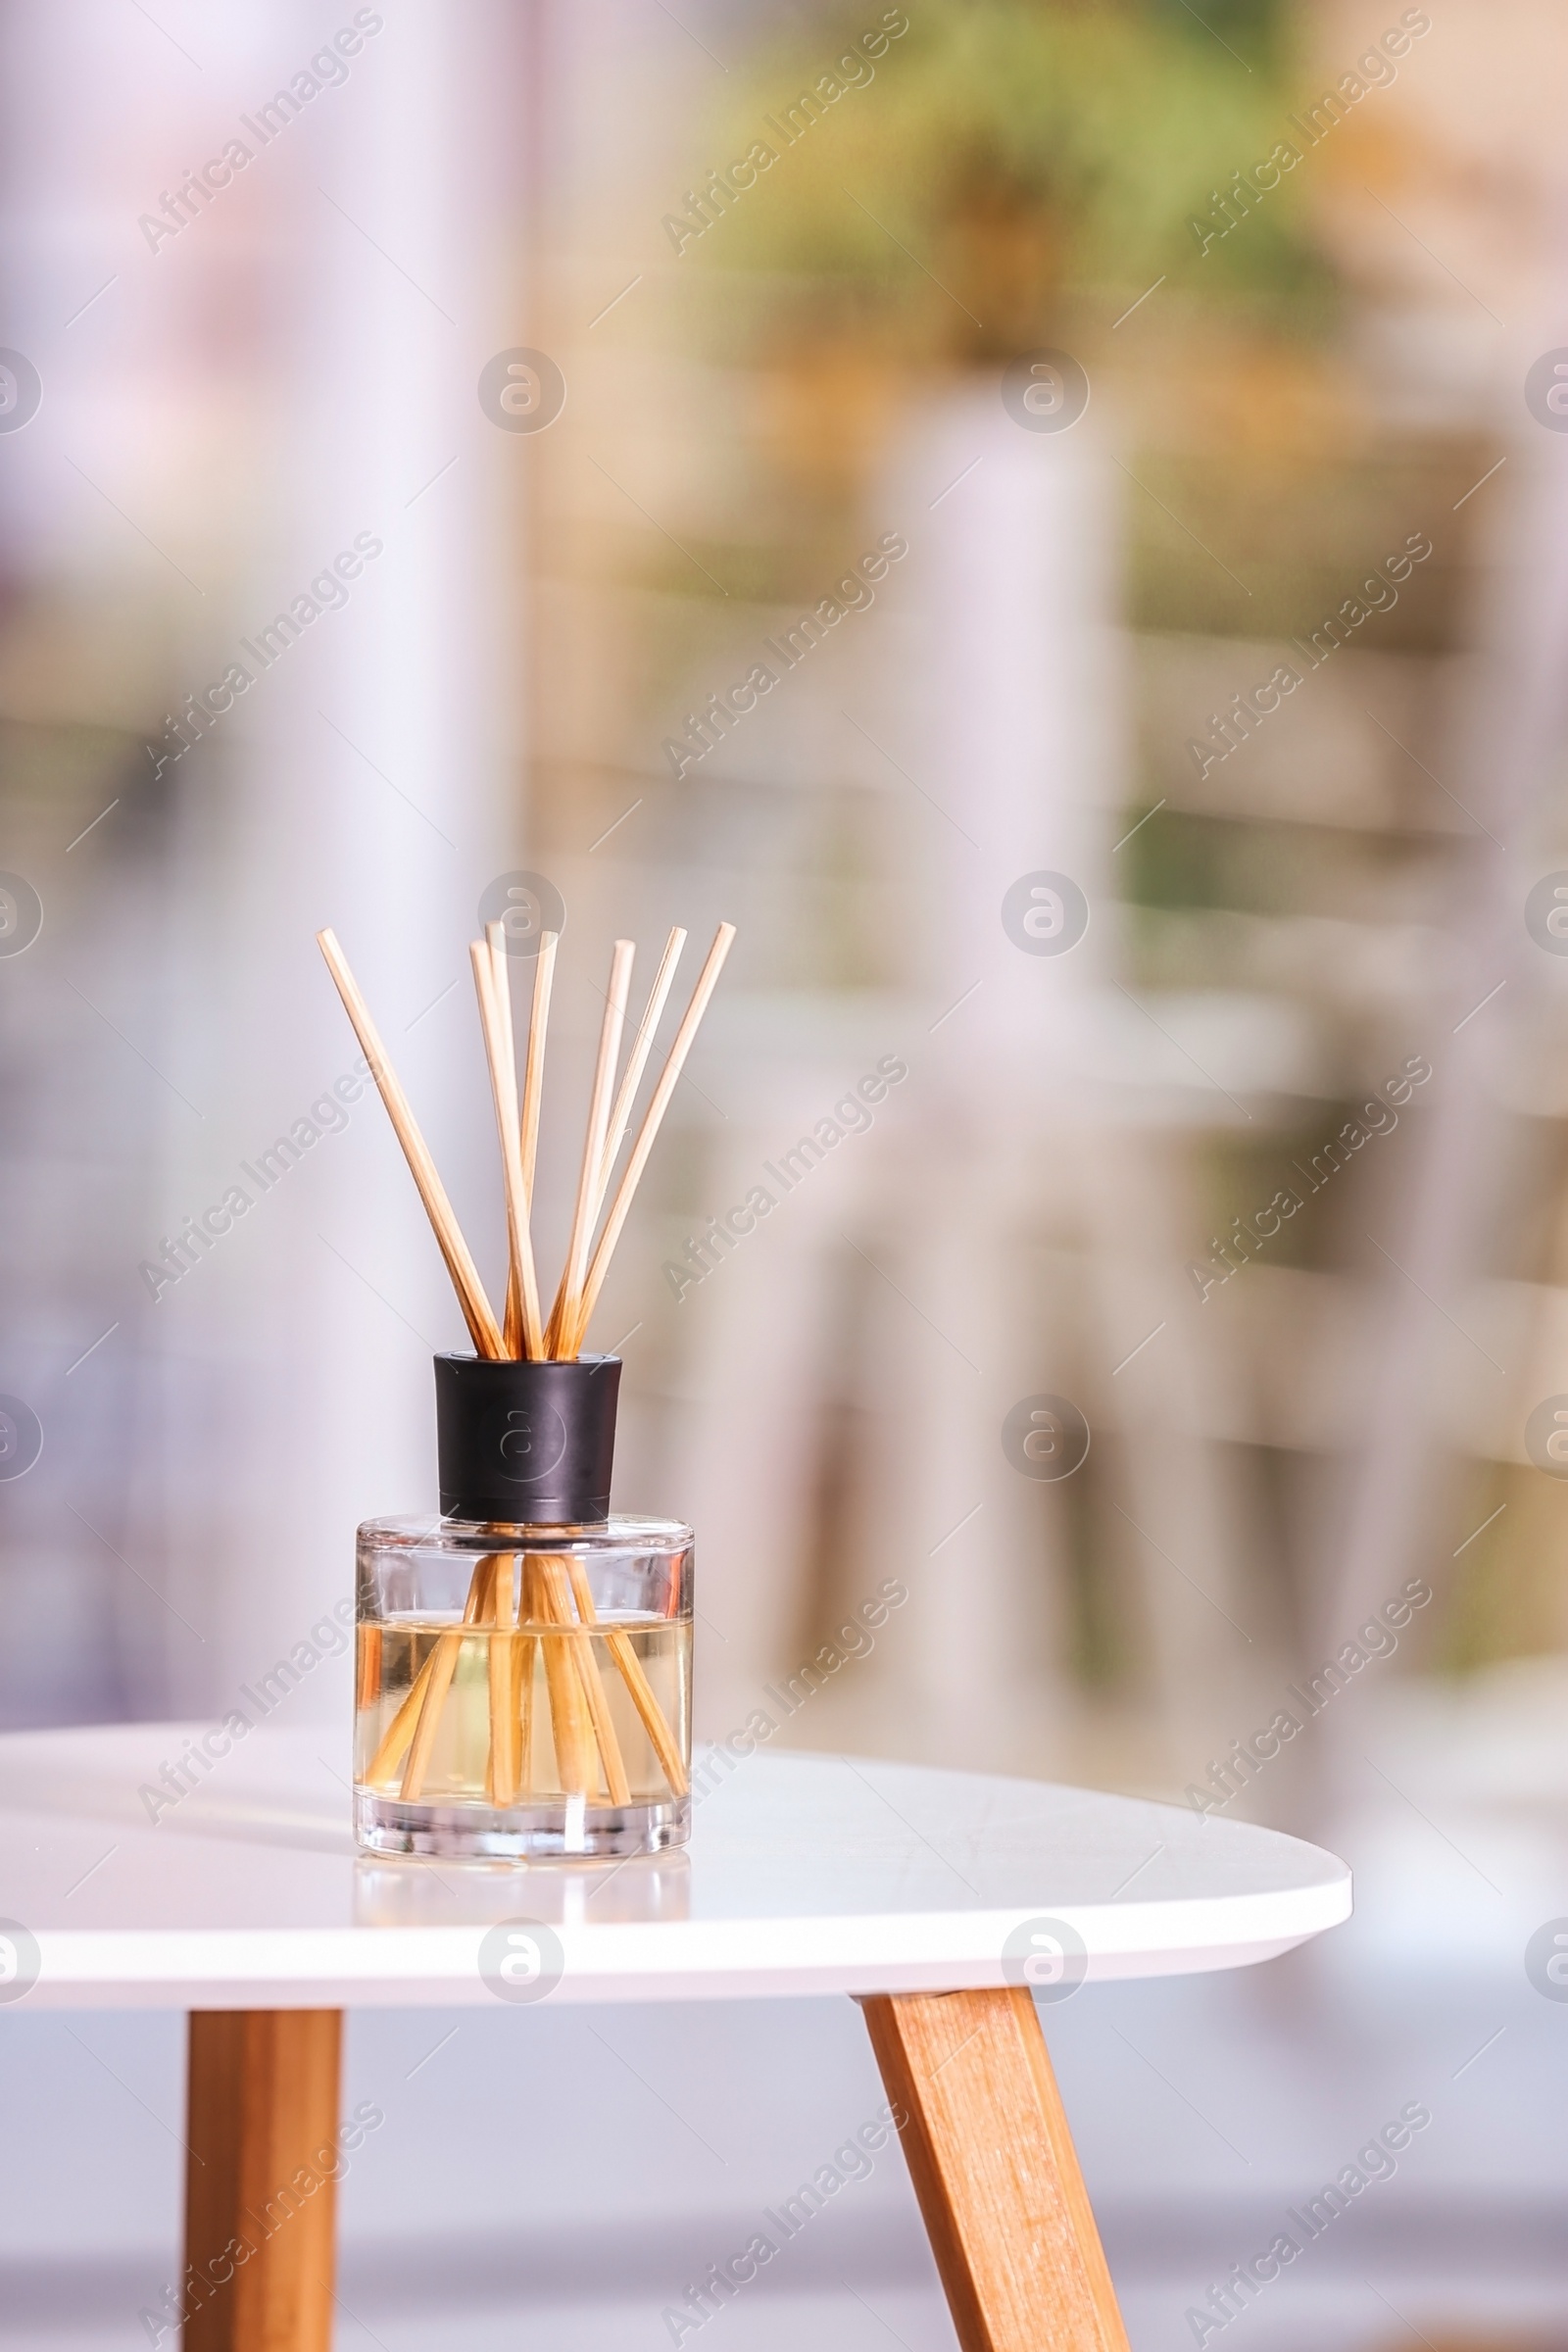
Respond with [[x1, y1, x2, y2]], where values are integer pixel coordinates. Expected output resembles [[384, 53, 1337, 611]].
[[486, 1554, 516, 1806], [562, 1557, 688, 1799], [366, 1555, 492, 1795], [559, 1555, 632, 1806], [529, 1554, 595, 1794], [513, 1616, 536, 1795]]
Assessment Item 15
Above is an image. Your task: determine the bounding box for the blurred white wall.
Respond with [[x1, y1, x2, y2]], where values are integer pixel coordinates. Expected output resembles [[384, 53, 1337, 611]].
[[0, 1, 532, 1722]]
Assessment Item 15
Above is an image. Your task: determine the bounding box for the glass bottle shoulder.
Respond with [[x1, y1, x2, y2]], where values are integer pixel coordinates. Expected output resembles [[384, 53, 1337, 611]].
[[358, 1512, 693, 1555]]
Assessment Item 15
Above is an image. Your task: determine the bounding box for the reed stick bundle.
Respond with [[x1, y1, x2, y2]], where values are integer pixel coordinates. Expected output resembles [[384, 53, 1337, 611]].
[[322, 910, 733, 1817]]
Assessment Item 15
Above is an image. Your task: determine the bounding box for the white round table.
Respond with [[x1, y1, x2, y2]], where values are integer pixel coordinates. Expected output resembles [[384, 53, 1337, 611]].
[[0, 1724, 1349, 2352]]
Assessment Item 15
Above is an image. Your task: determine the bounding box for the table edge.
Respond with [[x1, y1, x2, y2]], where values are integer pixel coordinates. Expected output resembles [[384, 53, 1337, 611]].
[[12, 1871, 1351, 2008]]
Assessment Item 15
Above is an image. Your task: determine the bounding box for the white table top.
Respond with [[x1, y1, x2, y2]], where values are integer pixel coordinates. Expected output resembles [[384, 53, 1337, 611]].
[[0, 1724, 1349, 2010]]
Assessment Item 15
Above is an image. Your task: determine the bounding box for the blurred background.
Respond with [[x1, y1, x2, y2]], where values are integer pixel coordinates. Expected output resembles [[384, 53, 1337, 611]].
[[3, 0, 1567, 2345]]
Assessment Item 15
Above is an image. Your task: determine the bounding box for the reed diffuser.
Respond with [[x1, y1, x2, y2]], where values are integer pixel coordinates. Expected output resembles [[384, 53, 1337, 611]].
[[317, 913, 734, 1859]]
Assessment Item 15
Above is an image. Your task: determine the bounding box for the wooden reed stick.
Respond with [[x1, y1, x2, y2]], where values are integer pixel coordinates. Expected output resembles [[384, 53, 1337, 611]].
[[566, 921, 736, 1356], [512, 1621, 536, 1797], [563, 1559, 687, 1799], [486, 1554, 516, 1805], [367, 1634, 442, 1789], [528, 1555, 596, 1794], [401, 1556, 499, 1803], [470, 938, 545, 1359], [486, 924, 534, 1355], [548, 939, 635, 1355], [518, 930, 558, 1213], [488, 938, 522, 1358], [356, 1624, 382, 1714], [368, 1557, 491, 1793], [317, 928, 504, 1359], [561, 1557, 632, 1806], [367, 1664, 431, 1789], [605, 1627, 689, 1798], [595, 927, 686, 1214], [399, 1639, 464, 1803], [472, 943, 519, 1358]]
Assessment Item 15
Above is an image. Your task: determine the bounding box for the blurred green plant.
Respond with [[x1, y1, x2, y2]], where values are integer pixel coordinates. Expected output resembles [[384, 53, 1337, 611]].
[[695, 0, 1334, 356]]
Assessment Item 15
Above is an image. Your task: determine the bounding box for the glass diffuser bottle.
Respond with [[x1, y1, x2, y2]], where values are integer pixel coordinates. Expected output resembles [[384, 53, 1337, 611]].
[[354, 1352, 692, 1860], [318, 912, 734, 1864]]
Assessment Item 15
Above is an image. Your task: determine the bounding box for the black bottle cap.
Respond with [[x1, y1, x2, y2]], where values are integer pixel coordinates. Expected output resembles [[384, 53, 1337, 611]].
[[434, 1353, 621, 1525]]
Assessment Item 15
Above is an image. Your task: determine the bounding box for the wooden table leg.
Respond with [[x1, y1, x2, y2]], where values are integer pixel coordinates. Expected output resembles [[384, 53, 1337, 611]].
[[860, 1986, 1130, 2352], [182, 2009, 343, 2352]]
